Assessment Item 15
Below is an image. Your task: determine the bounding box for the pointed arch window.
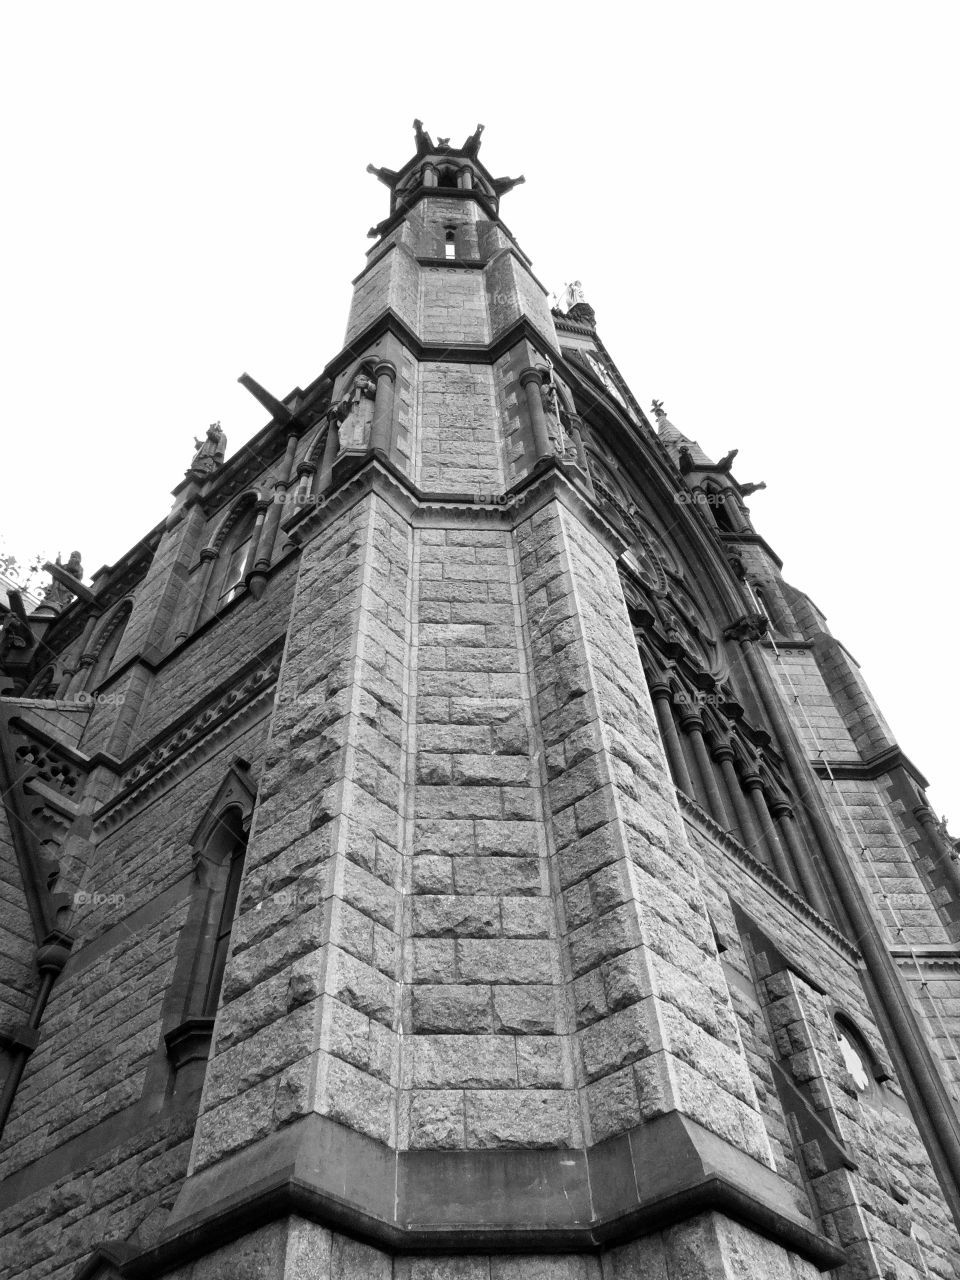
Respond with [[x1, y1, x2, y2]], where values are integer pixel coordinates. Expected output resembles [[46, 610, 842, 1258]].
[[198, 805, 248, 1016], [88, 601, 132, 690], [162, 767, 256, 1094], [444, 228, 457, 259], [199, 496, 261, 620], [704, 483, 737, 533], [217, 506, 257, 607]]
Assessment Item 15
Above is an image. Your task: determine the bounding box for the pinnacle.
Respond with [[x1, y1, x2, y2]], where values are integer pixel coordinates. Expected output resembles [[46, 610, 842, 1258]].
[[650, 401, 714, 467]]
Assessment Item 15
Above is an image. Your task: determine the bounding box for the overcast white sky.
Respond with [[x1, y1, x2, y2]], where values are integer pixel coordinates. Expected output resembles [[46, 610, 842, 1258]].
[[2, 3, 957, 823]]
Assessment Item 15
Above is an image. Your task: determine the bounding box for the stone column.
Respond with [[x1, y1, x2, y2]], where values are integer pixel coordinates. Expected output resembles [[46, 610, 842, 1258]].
[[649, 680, 694, 795], [294, 461, 316, 505], [369, 360, 397, 457], [679, 710, 731, 827], [180, 548, 220, 640], [63, 614, 100, 697], [715, 745, 762, 853], [519, 367, 555, 464], [770, 798, 834, 919], [248, 432, 299, 599], [914, 801, 960, 904], [317, 418, 340, 496], [743, 773, 798, 889]]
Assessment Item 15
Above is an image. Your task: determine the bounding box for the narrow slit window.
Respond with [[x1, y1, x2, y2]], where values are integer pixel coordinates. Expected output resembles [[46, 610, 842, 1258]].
[[444, 229, 456, 259], [200, 808, 249, 1017], [202, 844, 245, 1015]]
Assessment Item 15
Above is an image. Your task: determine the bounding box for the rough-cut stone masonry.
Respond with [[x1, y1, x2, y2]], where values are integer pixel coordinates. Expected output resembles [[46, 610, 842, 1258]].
[[1, 125, 957, 1280]]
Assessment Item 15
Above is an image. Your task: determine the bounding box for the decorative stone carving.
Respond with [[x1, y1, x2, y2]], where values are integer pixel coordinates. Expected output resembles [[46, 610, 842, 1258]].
[[723, 613, 769, 643], [190, 422, 227, 474], [334, 372, 376, 451], [539, 376, 573, 458], [39, 551, 84, 611]]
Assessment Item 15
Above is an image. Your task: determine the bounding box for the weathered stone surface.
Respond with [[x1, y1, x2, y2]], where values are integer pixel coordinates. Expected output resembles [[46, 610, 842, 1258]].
[[5, 130, 956, 1280], [464, 1090, 579, 1148], [412, 985, 493, 1033]]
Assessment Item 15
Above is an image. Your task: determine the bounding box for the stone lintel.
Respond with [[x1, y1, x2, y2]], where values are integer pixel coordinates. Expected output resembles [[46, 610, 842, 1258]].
[[123, 1113, 842, 1274]]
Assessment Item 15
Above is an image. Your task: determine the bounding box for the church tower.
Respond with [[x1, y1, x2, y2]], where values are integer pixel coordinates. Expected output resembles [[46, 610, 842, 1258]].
[[1, 122, 959, 1280]]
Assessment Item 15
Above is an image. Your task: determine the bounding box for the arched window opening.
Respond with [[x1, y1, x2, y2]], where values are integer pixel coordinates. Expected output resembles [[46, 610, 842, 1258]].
[[706, 484, 736, 533], [444, 228, 457, 259], [23, 665, 58, 699], [215, 504, 258, 609], [199, 805, 248, 1016], [88, 602, 131, 690], [161, 769, 256, 1096], [438, 167, 458, 189]]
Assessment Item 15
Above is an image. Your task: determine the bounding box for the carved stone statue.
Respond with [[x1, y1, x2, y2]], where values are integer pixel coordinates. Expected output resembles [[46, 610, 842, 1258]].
[[651, 399, 667, 421], [413, 119, 434, 156], [190, 422, 227, 474], [39, 551, 84, 611], [561, 281, 584, 310], [0, 591, 35, 663], [539, 378, 575, 459], [334, 372, 377, 450]]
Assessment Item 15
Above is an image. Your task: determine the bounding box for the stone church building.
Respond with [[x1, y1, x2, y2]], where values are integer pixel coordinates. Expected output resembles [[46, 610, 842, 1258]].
[[1, 123, 958, 1279]]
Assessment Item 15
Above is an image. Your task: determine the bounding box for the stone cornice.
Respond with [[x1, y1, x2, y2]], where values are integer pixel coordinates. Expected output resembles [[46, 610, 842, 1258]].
[[719, 530, 784, 570], [677, 791, 861, 964], [812, 745, 929, 789], [75, 1112, 842, 1275], [282, 453, 628, 564], [334, 307, 562, 376], [891, 946, 960, 971]]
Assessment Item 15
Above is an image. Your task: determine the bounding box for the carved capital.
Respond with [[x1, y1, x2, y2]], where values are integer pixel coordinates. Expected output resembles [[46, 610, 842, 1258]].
[[678, 710, 705, 734], [36, 933, 73, 976]]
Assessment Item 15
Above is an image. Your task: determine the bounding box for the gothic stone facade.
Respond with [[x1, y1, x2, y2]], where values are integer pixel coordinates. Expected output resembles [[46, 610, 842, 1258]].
[[1, 124, 959, 1280]]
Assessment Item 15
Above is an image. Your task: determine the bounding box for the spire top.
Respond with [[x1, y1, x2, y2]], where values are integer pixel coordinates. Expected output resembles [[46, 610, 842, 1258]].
[[652, 402, 716, 468], [365, 123, 525, 235]]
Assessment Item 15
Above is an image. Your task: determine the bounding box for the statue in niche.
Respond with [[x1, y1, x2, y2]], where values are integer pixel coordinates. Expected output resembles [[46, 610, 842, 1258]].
[[334, 371, 377, 450], [191, 422, 227, 473], [540, 366, 576, 459]]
